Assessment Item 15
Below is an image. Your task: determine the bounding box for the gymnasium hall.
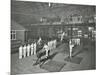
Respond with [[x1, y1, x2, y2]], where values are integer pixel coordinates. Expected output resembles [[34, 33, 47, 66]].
[[11, 0, 96, 75]]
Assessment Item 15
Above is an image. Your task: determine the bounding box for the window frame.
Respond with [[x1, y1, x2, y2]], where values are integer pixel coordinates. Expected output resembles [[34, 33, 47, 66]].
[[11, 30, 16, 40]]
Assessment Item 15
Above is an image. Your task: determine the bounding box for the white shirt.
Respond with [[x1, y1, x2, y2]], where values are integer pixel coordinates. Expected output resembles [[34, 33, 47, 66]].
[[19, 46, 23, 52], [43, 44, 49, 57], [34, 43, 36, 48], [23, 45, 27, 50], [37, 38, 42, 44], [31, 43, 34, 48], [27, 44, 31, 50], [61, 32, 65, 38], [43, 44, 49, 51]]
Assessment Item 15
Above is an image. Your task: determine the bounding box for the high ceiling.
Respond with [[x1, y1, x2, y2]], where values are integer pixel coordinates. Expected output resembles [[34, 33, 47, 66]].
[[11, 1, 96, 26]]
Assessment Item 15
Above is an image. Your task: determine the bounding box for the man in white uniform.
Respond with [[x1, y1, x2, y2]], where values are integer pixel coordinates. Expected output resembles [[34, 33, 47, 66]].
[[48, 41, 52, 51], [30, 43, 34, 55], [19, 45, 23, 59], [76, 38, 80, 45], [37, 37, 42, 45], [61, 32, 65, 42], [69, 40, 74, 59], [23, 44, 27, 58], [48, 41, 50, 50], [27, 44, 31, 56], [34, 42, 37, 55], [43, 43, 49, 58]]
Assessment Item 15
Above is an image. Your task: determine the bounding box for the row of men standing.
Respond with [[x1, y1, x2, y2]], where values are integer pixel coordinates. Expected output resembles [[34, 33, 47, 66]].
[[19, 37, 57, 59], [19, 37, 42, 59], [19, 41, 37, 59]]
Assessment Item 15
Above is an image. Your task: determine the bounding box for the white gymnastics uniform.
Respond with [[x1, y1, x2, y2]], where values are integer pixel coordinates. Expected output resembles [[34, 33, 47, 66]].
[[37, 37, 41, 45], [43, 44, 49, 57], [48, 41, 50, 50], [48, 42, 50, 50], [33, 43, 37, 55], [19, 46, 23, 59], [30, 43, 34, 55], [74, 39, 77, 45], [48, 41, 52, 50], [77, 38, 80, 45], [69, 40, 74, 58], [27, 44, 31, 56], [69, 44, 74, 58], [23, 45, 27, 58], [61, 32, 65, 41]]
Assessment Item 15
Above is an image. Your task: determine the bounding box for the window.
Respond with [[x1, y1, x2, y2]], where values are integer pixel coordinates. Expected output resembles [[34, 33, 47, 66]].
[[77, 30, 82, 37], [73, 28, 78, 30], [92, 30, 96, 38], [78, 17, 80, 21], [11, 30, 16, 40], [88, 27, 94, 31], [84, 34, 88, 38]]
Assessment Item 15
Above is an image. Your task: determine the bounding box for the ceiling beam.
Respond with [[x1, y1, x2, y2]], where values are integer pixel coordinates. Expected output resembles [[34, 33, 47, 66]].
[[13, 0, 96, 5]]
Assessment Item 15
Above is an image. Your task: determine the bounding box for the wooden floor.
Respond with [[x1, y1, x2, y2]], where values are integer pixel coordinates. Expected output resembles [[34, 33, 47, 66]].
[[11, 42, 96, 75]]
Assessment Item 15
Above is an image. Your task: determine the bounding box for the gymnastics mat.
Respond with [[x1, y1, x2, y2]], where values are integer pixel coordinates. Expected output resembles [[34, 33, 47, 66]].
[[64, 56, 83, 64], [40, 60, 66, 72]]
